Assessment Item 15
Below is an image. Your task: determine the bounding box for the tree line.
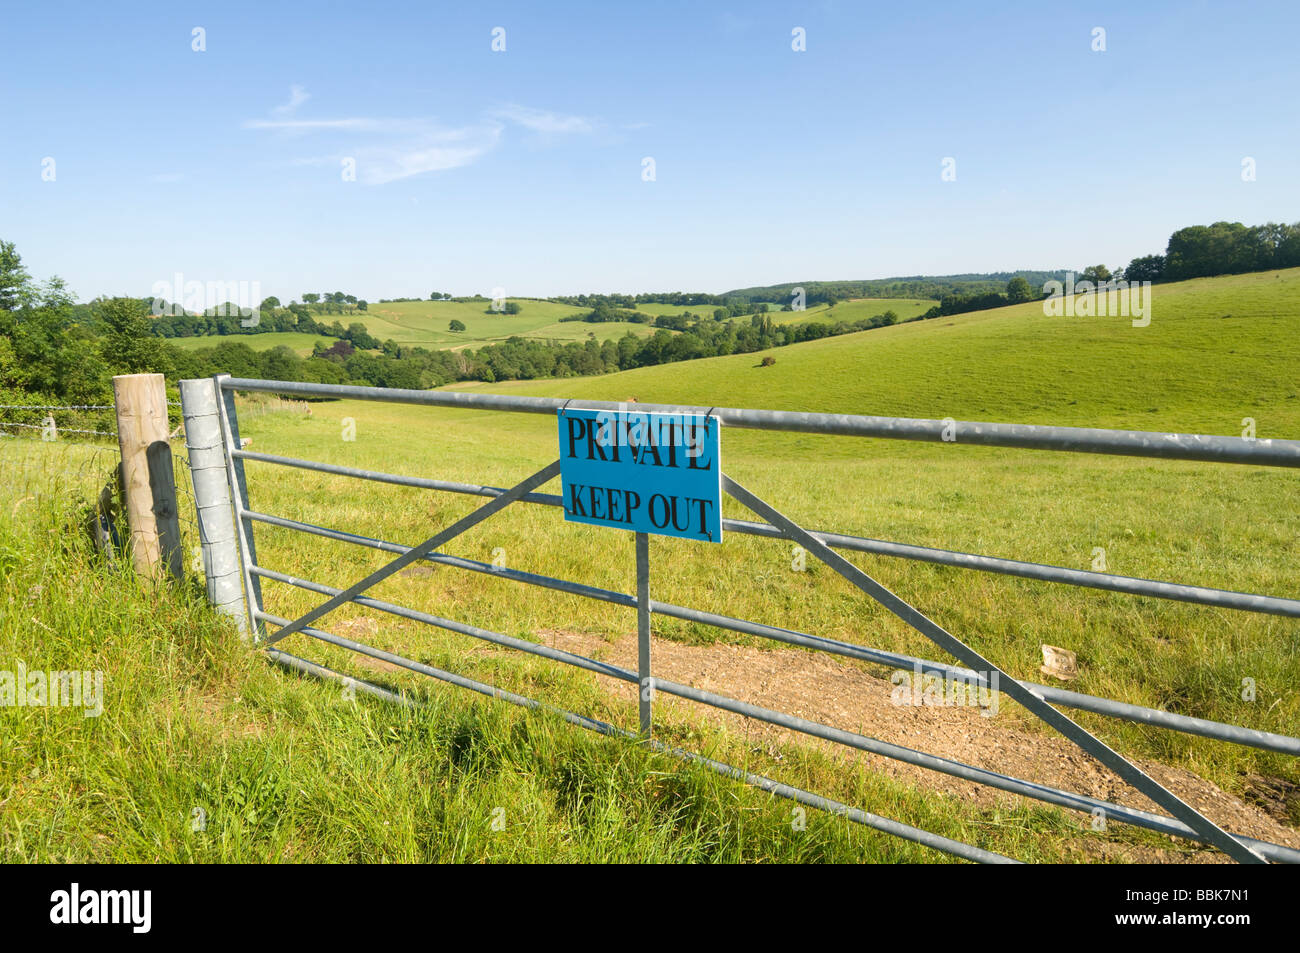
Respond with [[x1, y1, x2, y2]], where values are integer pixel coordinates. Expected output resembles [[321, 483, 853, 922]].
[[723, 272, 1073, 307], [2, 219, 1296, 407], [1117, 221, 1300, 283], [560, 298, 772, 325], [161, 307, 905, 390]]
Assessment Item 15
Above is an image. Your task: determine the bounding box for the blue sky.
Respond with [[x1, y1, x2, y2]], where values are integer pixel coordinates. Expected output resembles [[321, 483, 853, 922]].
[[2, 0, 1297, 302]]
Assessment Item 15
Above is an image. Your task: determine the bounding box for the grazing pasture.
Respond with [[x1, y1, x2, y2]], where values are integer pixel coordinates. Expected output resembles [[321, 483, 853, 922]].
[[166, 299, 666, 354], [169, 331, 328, 357], [773, 297, 936, 325], [2, 267, 1297, 862]]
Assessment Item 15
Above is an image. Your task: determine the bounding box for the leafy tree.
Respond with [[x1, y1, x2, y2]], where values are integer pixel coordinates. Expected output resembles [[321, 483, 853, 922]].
[[259, 345, 300, 379], [1122, 255, 1165, 282], [344, 322, 379, 350], [449, 319, 466, 332], [0, 240, 31, 311], [303, 293, 320, 305], [98, 296, 172, 374], [1006, 276, 1034, 303], [0, 268, 108, 399], [1080, 264, 1112, 284]]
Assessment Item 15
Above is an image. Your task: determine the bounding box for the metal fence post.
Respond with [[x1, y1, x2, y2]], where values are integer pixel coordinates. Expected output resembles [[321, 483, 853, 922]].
[[179, 378, 246, 632], [213, 375, 264, 637], [636, 531, 652, 735]]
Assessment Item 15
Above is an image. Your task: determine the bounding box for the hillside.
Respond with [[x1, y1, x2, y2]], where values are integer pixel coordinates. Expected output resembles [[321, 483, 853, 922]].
[[724, 271, 1072, 304], [447, 268, 1300, 442], [167, 298, 664, 356], [163, 296, 939, 357]]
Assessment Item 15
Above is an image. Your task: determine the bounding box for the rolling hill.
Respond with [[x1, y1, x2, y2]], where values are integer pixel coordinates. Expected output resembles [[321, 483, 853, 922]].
[[444, 268, 1300, 442], [164, 295, 939, 356]]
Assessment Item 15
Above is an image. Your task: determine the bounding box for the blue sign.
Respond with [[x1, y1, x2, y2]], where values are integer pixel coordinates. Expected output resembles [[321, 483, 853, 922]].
[[558, 407, 722, 543]]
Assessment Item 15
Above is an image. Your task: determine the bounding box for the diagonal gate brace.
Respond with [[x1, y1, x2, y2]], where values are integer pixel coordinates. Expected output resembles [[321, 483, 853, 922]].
[[263, 459, 562, 648], [721, 473, 1267, 864]]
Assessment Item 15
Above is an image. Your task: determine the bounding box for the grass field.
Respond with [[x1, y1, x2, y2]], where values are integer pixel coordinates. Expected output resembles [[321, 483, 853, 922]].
[[625, 302, 724, 317], [355, 298, 668, 350], [164, 295, 938, 355], [3, 268, 1298, 862], [633, 297, 937, 326], [164, 299, 666, 354], [774, 297, 936, 325], [168, 331, 329, 357]]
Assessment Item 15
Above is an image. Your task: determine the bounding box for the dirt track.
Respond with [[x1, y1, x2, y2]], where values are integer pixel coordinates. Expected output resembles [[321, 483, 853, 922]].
[[522, 628, 1300, 862]]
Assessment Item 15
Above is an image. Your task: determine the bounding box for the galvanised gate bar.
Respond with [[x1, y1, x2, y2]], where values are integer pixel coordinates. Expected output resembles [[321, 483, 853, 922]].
[[178, 373, 1300, 865]]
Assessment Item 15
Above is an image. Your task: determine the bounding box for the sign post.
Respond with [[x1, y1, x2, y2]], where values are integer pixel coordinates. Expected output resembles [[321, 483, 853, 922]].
[[635, 531, 652, 734], [558, 405, 723, 737]]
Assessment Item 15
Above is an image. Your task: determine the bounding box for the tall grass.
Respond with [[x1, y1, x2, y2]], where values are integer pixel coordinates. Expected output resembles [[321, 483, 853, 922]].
[[0, 438, 1193, 863]]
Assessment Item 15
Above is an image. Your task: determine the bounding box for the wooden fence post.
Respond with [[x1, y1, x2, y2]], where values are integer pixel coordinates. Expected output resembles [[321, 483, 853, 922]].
[[113, 373, 181, 580]]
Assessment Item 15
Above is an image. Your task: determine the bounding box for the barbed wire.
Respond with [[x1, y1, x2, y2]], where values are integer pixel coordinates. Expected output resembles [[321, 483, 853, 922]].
[[0, 400, 182, 441], [0, 404, 114, 411], [0, 425, 187, 441], [0, 421, 118, 437], [1, 400, 182, 410]]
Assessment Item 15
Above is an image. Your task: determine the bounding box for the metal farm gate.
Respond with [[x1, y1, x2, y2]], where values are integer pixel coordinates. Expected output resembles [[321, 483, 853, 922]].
[[178, 374, 1300, 864]]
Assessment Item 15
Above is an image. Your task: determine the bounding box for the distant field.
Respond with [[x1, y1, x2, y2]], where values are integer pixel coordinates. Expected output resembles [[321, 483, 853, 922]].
[[169, 331, 328, 357], [168, 299, 670, 353], [812, 297, 935, 324], [464, 271, 1297, 438], [631, 301, 728, 317], [631, 297, 935, 327], [515, 320, 664, 344], [360, 298, 661, 350], [160, 297, 935, 356]]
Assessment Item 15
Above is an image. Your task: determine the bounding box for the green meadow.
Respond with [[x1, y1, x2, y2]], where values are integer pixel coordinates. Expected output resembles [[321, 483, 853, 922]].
[[775, 297, 936, 325], [2, 268, 1297, 862], [362, 298, 664, 350], [169, 331, 328, 357], [362, 298, 585, 347], [167, 295, 938, 356], [634, 297, 936, 325], [167, 298, 666, 354]]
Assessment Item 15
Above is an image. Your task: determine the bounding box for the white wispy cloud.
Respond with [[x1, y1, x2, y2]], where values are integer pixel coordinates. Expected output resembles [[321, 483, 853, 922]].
[[243, 117, 429, 134], [246, 99, 595, 184], [250, 117, 502, 184], [272, 84, 311, 116], [362, 139, 499, 184], [491, 104, 594, 135]]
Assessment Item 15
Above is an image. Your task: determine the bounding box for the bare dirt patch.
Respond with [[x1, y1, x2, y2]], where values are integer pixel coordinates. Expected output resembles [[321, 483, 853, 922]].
[[178, 690, 265, 741], [534, 628, 1299, 860]]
